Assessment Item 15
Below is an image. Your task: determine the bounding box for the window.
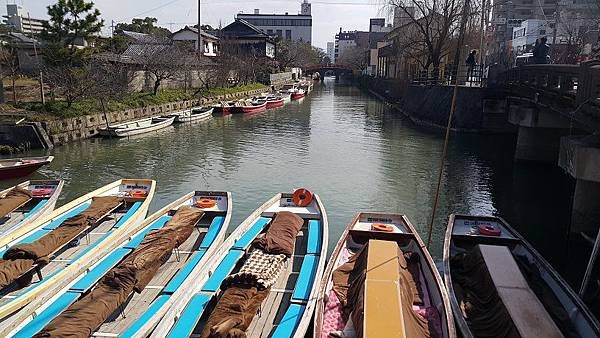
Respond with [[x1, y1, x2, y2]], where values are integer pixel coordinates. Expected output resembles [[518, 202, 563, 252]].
[[285, 30, 292, 39], [267, 29, 273, 34], [276, 29, 282, 37]]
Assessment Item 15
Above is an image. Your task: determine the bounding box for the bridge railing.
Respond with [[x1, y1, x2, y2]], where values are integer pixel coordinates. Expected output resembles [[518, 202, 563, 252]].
[[410, 64, 485, 87]]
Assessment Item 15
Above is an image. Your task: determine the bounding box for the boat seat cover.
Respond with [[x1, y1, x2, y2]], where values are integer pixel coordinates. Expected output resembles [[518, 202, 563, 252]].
[[167, 293, 211, 338], [69, 248, 132, 292], [199, 216, 225, 249], [0, 187, 32, 219], [14, 292, 79, 337], [306, 220, 322, 255], [271, 303, 306, 338], [202, 250, 244, 292], [162, 249, 207, 294], [114, 201, 142, 228], [121, 294, 170, 338], [292, 254, 319, 301], [42, 202, 91, 230], [124, 215, 171, 249], [232, 217, 271, 250]]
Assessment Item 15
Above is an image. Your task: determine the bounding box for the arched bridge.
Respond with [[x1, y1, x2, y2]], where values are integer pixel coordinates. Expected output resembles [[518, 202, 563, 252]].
[[303, 64, 353, 76]]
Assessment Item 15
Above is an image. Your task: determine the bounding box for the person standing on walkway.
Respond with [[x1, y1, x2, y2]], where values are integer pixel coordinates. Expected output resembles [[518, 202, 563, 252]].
[[533, 37, 549, 64], [466, 50, 477, 83]]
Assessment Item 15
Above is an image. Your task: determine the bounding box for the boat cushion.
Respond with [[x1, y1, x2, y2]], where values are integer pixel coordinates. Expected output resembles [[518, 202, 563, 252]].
[[232, 217, 271, 250], [124, 215, 171, 249], [306, 220, 322, 255], [167, 293, 211, 338], [201, 250, 244, 292], [113, 201, 142, 228], [271, 303, 305, 338], [162, 249, 207, 295], [42, 202, 91, 230], [121, 294, 170, 338], [14, 292, 79, 337], [478, 244, 562, 338], [199, 216, 224, 249], [69, 248, 132, 293], [291, 254, 319, 301]]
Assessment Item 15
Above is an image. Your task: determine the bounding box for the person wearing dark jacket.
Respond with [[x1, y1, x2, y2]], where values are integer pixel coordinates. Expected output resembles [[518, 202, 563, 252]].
[[533, 37, 549, 64], [465, 50, 477, 82]]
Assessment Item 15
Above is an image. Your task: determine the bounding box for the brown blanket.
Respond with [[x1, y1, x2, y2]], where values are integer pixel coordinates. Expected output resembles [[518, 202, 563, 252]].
[[451, 246, 521, 338], [35, 206, 204, 338], [0, 196, 123, 289], [251, 211, 303, 257], [199, 285, 270, 338], [332, 243, 430, 338], [0, 187, 32, 218]]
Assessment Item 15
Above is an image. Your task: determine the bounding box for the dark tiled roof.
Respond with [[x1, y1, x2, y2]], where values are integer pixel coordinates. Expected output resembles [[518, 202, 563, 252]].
[[172, 26, 219, 41], [121, 30, 171, 44]]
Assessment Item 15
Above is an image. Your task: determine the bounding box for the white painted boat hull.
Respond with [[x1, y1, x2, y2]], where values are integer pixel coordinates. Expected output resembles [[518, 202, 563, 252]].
[[99, 117, 175, 137]]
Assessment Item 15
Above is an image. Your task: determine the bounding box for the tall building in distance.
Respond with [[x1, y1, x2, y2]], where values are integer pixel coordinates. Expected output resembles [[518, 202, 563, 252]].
[[3, 4, 47, 35], [236, 0, 312, 43], [369, 18, 390, 32], [326, 42, 335, 63]]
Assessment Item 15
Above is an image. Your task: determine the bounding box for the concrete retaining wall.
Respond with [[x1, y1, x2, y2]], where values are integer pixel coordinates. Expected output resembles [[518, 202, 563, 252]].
[[12, 87, 266, 147]]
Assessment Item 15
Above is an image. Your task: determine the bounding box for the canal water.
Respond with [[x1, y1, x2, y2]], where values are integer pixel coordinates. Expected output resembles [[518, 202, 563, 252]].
[[5, 78, 591, 303]]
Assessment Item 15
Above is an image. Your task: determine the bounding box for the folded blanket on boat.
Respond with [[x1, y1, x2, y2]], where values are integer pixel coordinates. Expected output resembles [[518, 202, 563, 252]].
[[450, 245, 520, 338], [199, 285, 271, 338], [252, 211, 303, 257], [223, 249, 286, 290], [0, 196, 123, 289], [0, 187, 32, 219], [34, 206, 205, 338], [332, 242, 431, 338]]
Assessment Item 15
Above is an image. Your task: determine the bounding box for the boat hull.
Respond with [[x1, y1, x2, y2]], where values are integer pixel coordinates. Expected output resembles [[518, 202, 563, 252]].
[[173, 108, 213, 123], [266, 99, 285, 109], [99, 117, 175, 137], [0, 156, 54, 180], [233, 102, 267, 114], [291, 92, 305, 100]]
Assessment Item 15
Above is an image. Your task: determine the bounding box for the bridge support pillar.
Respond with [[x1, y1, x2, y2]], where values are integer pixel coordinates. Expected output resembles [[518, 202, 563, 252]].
[[559, 135, 600, 233], [508, 101, 571, 162]]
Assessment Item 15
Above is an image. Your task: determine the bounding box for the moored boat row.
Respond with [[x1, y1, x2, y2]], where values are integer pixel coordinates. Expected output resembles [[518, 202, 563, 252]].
[[0, 180, 595, 337]]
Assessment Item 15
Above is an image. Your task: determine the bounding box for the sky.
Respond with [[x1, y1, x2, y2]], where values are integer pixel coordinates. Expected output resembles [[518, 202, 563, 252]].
[[11, 0, 390, 49]]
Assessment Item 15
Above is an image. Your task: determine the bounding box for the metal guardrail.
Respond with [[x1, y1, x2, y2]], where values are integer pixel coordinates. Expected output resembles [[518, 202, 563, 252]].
[[410, 64, 485, 87]]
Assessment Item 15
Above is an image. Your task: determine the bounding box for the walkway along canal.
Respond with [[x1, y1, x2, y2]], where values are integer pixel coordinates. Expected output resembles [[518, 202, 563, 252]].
[[2, 77, 597, 316]]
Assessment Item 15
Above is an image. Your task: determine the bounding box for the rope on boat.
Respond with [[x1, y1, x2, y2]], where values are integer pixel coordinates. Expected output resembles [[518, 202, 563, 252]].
[[426, 0, 472, 248]]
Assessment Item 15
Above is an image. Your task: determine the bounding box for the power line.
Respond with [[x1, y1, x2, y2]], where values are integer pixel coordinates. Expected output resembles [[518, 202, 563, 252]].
[[115, 0, 184, 22]]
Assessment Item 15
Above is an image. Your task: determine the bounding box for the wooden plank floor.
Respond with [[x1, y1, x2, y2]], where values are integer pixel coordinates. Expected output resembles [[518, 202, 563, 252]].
[[95, 219, 210, 335]]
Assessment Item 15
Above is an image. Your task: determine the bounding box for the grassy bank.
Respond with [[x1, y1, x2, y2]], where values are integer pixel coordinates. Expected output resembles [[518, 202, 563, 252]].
[[11, 83, 266, 120]]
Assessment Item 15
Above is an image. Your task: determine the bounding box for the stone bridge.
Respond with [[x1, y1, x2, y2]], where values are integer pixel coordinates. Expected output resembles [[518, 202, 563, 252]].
[[303, 64, 353, 77]]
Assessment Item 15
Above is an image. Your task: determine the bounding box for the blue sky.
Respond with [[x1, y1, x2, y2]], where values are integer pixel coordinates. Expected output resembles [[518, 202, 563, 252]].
[[12, 0, 388, 49]]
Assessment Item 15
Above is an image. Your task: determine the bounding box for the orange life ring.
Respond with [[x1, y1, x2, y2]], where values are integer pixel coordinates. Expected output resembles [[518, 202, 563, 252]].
[[292, 188, 313, 207], [478, 223, 501, 236], [196, 198, 217, 208], [372, 223, 394, 232], [129, 190, 147, 198]]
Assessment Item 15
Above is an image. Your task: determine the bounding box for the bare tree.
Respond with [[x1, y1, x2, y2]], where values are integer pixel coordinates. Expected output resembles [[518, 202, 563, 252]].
[[385, 0, 464, 71], [338, 47, 369, 71], [87, 59, 131, 127], [44, 62, 95, 107], [0, 44, 20, 103], [139, 45, 184, 95]]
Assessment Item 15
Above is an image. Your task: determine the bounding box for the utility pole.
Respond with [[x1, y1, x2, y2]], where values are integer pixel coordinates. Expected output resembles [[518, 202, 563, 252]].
[[197, 0, 203, 55], [28, 12, 44, 104]]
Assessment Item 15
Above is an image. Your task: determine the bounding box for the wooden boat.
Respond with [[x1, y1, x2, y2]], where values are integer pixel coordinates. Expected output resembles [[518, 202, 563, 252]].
[[315, 212, 455, 338], [0, 180, 63, 239], [443, 214, 600, 338], [152, 190, 328, 338], [211, 101, 235, 115], [265, 96, 285, 109], [231, 99, 267, 114], [0, 179, 155, 325], [291, 89, 306, 100], [5, 190, 232, 337], [98, 116, 175, 137], [0, 156, 54, 180], [170, 107, 214, 123]]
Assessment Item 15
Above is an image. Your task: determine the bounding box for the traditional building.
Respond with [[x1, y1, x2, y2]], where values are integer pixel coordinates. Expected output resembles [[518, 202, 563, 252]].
[[220, 19, 276, 58], [236, 0, 312, 43], [171, 26, 219, 57]]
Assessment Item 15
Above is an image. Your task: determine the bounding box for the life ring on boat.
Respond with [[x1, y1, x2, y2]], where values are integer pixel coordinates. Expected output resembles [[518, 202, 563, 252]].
[[31, 188, 53, 197], [292, 188, 313, 207], [478, 223, 501, 236], [372, 223, 394, 232], [129, 190, 147, 198], [196, 198, 217, 208]]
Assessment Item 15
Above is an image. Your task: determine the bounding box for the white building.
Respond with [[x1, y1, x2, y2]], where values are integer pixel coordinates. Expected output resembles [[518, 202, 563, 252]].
[[511, 19, 551, 54], [171, 26, 219, 57], [236, 0, 312, 43], [3, 4, 47, 35], [326, 42, 335, 63]]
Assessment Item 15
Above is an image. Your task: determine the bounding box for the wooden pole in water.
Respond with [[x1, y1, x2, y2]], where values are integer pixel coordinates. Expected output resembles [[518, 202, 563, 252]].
[[426, 0, 471, 248], [579, 227, 600, 297]]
